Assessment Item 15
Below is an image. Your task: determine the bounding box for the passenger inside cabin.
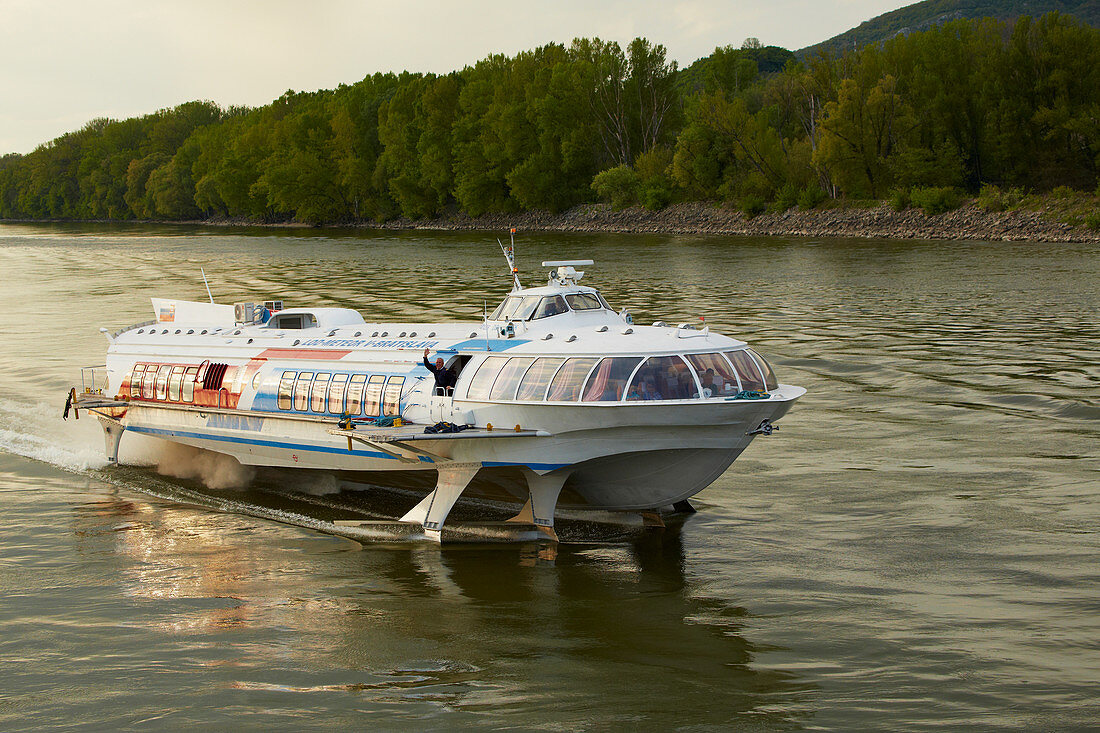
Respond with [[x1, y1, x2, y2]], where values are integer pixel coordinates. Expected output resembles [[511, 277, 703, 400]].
[[423, 348, 458, 395]]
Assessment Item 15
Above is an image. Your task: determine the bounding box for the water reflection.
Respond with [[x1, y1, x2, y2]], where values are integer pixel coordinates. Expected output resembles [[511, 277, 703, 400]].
[[67, 488, 813, 728]]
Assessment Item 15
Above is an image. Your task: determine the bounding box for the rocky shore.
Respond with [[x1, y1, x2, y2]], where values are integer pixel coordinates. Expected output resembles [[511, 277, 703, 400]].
[[362, 201, 1100, 243], [7, 200, 1099, 242]]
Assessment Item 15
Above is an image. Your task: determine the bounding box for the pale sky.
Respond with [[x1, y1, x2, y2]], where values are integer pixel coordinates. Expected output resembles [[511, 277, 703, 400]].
[[0, 0, 908, 155]]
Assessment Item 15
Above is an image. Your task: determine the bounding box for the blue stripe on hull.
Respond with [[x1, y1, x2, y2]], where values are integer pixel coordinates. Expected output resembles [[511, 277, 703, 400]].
[[125, 425, 569, 472]]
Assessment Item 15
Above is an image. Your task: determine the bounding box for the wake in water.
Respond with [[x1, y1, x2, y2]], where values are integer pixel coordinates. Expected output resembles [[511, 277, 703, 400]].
[[0, 396, 254, 488]]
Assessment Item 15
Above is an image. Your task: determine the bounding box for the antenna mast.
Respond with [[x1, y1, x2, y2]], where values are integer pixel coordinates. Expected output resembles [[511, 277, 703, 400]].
[[200, 267, 214, 304], [498, 228, 521, 292]]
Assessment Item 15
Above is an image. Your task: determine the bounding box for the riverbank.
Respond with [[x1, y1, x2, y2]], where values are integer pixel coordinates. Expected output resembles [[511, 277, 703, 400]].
[[359, 200, 1100, 242], [5, 199, 1099, 242]]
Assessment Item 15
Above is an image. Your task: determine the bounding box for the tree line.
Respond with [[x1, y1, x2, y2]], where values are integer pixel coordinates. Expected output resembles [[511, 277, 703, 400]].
[[0, 13, 1097, 225]]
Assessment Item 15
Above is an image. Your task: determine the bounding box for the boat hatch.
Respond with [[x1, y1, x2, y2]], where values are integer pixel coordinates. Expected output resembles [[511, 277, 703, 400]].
[[270, 313, 317, 329]]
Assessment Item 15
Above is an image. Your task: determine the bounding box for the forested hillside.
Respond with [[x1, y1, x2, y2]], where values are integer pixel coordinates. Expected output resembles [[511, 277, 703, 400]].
[[1, 13, 1097, 225], [801, 0, 1100, 55]]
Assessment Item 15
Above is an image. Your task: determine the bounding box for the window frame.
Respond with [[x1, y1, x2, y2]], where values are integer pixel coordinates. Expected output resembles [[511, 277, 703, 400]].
[[129, 364, 145, 398], [328, 373, 349, 414], [363, 375, 386, 417], [382, 376, 405, 416], [168, 366, 185, 402], [182, 367, 198, 403], [278, 371, 296, 410], [347, 374, 367, 415], [293, 372, 314, 412], [545, 357, 600, 402], [155, 365, 171, 401], [310, 373, 331, 413]]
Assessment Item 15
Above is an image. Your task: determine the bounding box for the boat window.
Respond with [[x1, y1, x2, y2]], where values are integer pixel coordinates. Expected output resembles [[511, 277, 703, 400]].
[[129, 365, 145, 398], [515, 357, 566, 401], [531, 296, 568, 320], [293, 372, 314, 411], [597, 293, 612, 310], [489, 357, 536, 401], [227, 366, 243, 395], [168, 366, 185, 402], [464, 356, 509, 401], [382, 377, 404, 416], [347, 374, 366, 415], [565, 293, 603, 311], [582, 357, 644, 402], [363, 375, 386, 416], [142, 368, 156, 399], [155, 365, 171, 400], [183, 367, 198, 403], [278, 371, 295, 410], [547, 358, 599, 401], [685, 353, 740, 398], [513, 296, 542, 321], [626, 356, 697, 401], [746, 349, 779, 391], [725, 350, 766, 392], [490, 297, 522, 321], [329, 374, 348, 414], [311, 373, 331, 412]]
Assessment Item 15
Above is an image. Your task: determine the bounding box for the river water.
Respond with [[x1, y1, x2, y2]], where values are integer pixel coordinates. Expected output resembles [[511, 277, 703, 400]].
[[0, 223, 1097, 730]]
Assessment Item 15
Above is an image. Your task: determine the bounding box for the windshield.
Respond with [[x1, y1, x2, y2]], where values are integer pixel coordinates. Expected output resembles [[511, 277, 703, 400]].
[[565, 293, 603, 311], [492, 294, 564, 321]]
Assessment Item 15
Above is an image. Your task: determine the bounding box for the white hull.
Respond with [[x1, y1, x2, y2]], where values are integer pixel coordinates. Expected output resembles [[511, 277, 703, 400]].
[[110, 386, 799, 510]]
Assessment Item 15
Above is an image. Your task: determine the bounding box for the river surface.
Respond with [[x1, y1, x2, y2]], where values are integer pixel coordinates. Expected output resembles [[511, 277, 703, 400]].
[[0, 223, 1097, 731]]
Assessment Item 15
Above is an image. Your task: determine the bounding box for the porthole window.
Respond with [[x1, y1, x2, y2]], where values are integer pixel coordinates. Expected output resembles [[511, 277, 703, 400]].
[[354, 331, 361, 337], [201, 330, 208, 335], [187, 329, 194, 335], [137, 329, 144, 334], [372, 332, 379, 337], [251, 370, 263, 391], [175, 329, 181, 334]]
